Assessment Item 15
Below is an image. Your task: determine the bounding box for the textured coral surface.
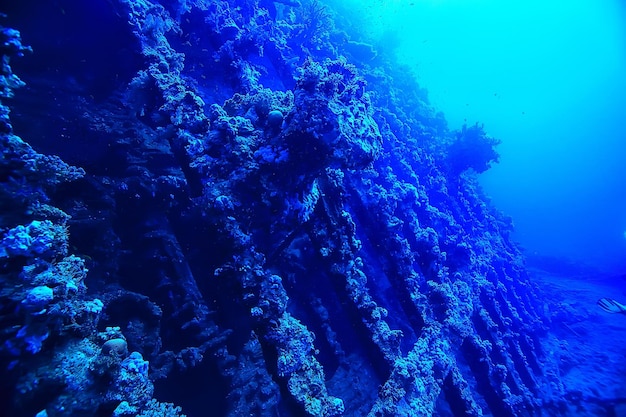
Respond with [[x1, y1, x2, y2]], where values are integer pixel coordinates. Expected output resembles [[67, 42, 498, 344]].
[[0, 1, 623, 416]]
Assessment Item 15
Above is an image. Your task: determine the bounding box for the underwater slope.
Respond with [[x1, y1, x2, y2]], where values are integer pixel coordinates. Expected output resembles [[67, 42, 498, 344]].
[[531, 266, 626, 417], [0, 0, 592, 416]]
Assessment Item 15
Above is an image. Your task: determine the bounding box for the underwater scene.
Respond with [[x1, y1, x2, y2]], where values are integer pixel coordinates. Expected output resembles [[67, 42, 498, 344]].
[[1, 0, 625, 416]]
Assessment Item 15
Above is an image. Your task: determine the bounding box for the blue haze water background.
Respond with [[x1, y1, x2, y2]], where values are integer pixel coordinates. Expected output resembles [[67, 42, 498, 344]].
[[334, 0, 626, 272]]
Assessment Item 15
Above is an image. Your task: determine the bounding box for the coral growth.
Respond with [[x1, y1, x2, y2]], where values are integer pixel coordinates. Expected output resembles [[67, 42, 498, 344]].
[[0, 1, 581, 416]]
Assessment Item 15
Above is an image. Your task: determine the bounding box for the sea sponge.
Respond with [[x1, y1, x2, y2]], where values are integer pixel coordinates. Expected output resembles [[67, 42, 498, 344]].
[[102, 338, 129, 357]]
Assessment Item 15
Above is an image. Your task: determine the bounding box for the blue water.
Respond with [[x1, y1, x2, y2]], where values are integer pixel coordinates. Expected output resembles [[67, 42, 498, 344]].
[[335, 0, 626, 271], [1, 1, 626, 416]]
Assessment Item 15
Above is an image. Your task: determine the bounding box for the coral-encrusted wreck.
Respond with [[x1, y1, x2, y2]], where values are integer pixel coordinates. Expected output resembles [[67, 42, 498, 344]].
[[1, 1, 565, 416]]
